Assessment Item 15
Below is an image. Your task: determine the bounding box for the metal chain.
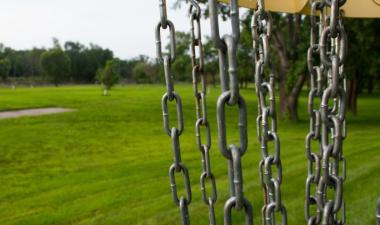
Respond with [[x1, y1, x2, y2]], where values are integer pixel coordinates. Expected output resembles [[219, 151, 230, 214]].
[[208, 0, 254, 224], [320, 0, 347, 223], [305, 0, 348, 224], [156, 1, 352, 225], [251, 1, 287, 224], [189, 1, 218, 224], [155, 1, 192, 224], [305, 1, 326, 224]]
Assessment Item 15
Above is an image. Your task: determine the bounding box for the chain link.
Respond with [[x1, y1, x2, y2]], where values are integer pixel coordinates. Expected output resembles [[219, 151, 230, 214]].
[[155, 1, 354, 225], [305, 1, 326, 224], [251, 1, 287, 224], [189, 1, 218, 224], [156, 1, 192, 224], [208, 0, 240, 103], [305, 0, 347, 224], [320, 0, 347, 223], [208, 0, 254, 224]]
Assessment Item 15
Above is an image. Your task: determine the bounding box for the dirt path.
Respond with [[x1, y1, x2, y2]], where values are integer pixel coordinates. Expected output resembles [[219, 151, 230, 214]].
[[0, 108, 75, 119]]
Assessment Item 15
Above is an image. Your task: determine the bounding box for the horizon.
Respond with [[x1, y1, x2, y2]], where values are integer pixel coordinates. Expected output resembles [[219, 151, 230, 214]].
[[0, 0, 231, 60]]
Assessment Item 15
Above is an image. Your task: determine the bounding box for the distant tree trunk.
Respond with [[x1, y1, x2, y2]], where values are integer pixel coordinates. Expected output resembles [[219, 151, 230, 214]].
[[103, 88, 109, 96], [278, 69, 288, 119], [287, 73, 307, 121], [276, 46, 290, 119], [368, 76, 374, 94], [209, 72, 216, 87], [271, 14, 306, 121], [348, 70, 359, 115]]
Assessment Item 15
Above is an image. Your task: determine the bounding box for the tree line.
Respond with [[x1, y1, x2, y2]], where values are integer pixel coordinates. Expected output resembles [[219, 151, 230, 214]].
[[0, 11, 379, 120], [170, 0, 380, 120], [0, 38, 162, 87]]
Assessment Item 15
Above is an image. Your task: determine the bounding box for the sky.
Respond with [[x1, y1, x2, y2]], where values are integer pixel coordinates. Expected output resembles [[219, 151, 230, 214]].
[[0, 0, 231, 60]]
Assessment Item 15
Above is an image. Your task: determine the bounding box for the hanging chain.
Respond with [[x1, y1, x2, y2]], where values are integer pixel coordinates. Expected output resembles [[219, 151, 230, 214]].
[[305, 1, 326, 224], [155, 0, 353, 224], [208, 0, 254, 224], [319, 0, 347, 224], [305, 0, 348, 224], [251, 1, 287, 224], [189, 1, 218, 224], [155, 1, 192, 224]]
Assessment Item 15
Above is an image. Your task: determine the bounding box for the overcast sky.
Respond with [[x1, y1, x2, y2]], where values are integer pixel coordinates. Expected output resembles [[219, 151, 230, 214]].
[[0, 0, 232, 59]]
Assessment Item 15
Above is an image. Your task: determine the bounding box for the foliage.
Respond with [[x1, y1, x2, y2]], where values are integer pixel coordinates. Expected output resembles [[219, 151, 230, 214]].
[[40, 47, 71, 86], [203, 37, 219, 85], [238, 11, 255, 87], [0, 40, 114, 84], [167, 32, 192, 82], [0, 10, 379, 114], [345, 19, 380, 87], [64, 42, 114, 82], [0, 44, 45, 78], [96, 59, 121, 94], [0, 40, 162, 85], [132, 62, 152, 84], [0, 58, 11, 81], [171, 1, 380, 118], [162, 31, 219, 84]]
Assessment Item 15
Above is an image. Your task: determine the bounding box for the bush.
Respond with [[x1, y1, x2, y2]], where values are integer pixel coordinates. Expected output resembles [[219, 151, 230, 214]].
[[40, 48, 71, 86], [0, 58, 11, 81], [96, 59, 120, 95]]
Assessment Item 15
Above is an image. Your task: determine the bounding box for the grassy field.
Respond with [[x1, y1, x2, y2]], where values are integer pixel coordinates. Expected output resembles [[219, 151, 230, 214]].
[[0, 84, 379, 225]]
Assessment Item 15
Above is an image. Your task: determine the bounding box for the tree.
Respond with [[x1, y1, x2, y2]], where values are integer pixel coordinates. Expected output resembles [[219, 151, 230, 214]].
[[64, 41, 85, 82], [132, 60, 157, 84], [344, 18, 380, 115], [239, 12, 255, 88], [173, 1, 309, 120], [0, 41, 115, 84], [203, 37, 219, 86], [117, 55, 155, 83], [115, 58, 134, 81], [40, 48, 71, 86], [96, 59, 120, 95], [270, 14, 309, 121], [168, 32, 192, 82], [24, 48, 45, 78], [82, 44, 113, 82], [64, 41, 113, 82], [0, 58, 11, 81]]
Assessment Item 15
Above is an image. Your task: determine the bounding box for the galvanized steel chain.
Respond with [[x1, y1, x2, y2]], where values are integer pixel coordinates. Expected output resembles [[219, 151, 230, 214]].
[[208, 0, 254, 224], [189, 1, 218, 224], [305, 0, 348, 224], [155, 1, 192, 224], [305, 1, 326, 224], [251, 1, 287, 224]]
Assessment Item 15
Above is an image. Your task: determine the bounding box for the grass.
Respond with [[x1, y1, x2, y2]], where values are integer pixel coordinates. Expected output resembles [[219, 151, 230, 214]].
[[0, 84, 379, 225]]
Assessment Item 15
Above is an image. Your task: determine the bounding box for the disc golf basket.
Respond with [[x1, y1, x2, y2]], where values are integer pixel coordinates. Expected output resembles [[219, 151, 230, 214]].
[[154, 0, 380, 224]]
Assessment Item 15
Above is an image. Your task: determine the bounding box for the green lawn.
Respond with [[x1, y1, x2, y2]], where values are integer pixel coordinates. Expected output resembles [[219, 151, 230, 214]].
[[0, 85, 379, 225]]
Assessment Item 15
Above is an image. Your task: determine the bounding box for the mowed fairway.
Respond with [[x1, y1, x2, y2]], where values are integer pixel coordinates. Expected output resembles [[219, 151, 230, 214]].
[[0, 85, 379, 225]]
